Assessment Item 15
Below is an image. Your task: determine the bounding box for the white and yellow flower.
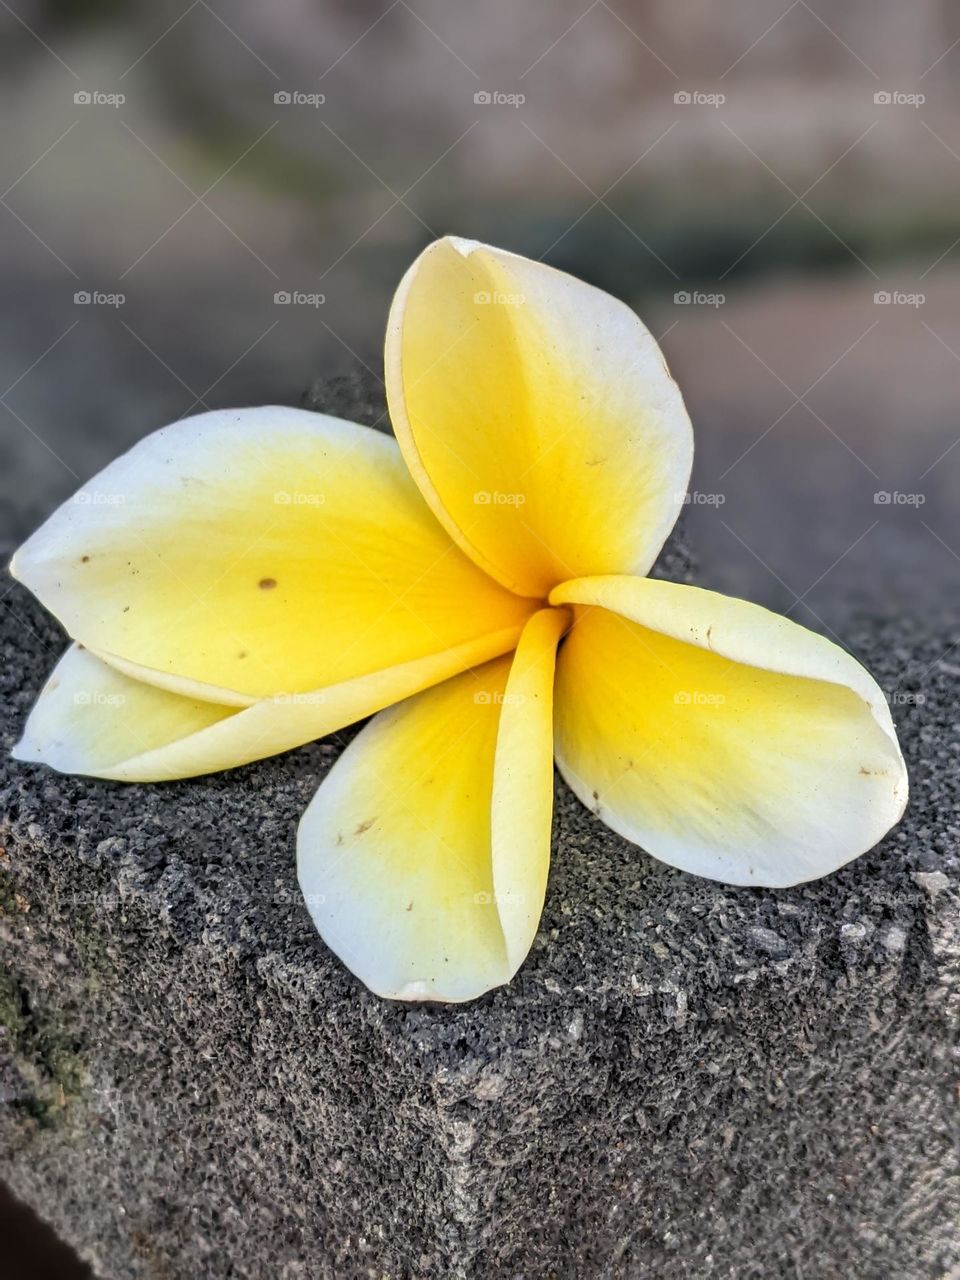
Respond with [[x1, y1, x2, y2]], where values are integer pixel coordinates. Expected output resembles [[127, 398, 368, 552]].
[[11, 237, 907, 1002]]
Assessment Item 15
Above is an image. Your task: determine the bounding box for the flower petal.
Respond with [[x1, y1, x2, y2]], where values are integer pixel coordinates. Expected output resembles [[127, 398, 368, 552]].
[[11, 406, 535, 698], [14, 625, 525, 782], [12, 644, 235, 778], [549, 576, 907, 887], [385, 237, 693, 597], [296, 608, 567, 1001]]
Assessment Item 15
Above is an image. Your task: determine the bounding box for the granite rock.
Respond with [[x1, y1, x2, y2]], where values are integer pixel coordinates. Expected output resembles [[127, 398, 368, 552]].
[[1, 375, 958, 1279]]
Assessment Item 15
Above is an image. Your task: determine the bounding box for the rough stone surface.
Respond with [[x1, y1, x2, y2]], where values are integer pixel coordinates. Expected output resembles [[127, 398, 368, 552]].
[[1, 374, 958, 1279]]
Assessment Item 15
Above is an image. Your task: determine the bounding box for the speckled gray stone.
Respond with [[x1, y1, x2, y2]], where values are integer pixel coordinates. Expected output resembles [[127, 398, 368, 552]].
[[1, 374, 958, 1279]]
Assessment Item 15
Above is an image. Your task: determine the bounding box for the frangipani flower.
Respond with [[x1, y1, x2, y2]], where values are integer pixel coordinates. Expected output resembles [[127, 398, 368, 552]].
[[11, 237, 907, 1002]]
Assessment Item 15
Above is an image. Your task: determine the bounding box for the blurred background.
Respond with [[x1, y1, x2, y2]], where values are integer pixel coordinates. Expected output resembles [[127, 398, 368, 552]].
[[1, 1, 958, 1273], [2, 0, 959, 624]]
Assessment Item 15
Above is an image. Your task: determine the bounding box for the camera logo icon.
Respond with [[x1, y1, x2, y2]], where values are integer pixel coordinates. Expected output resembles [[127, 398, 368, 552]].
[[474, 90, 492, 105]]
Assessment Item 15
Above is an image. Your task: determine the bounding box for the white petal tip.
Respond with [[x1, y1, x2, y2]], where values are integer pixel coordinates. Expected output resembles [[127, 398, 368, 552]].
[[444, 235, 485, 258], [377, 976, 501, 1003], [388, 979, 462, 1003], [395, 980, 435, 1000]]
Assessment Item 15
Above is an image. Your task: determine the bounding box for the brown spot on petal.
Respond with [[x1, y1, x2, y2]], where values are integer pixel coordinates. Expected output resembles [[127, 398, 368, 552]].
[[258, 577, 277, 590], [354, 818, 377, 836], [80, 555, 91, 563]]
